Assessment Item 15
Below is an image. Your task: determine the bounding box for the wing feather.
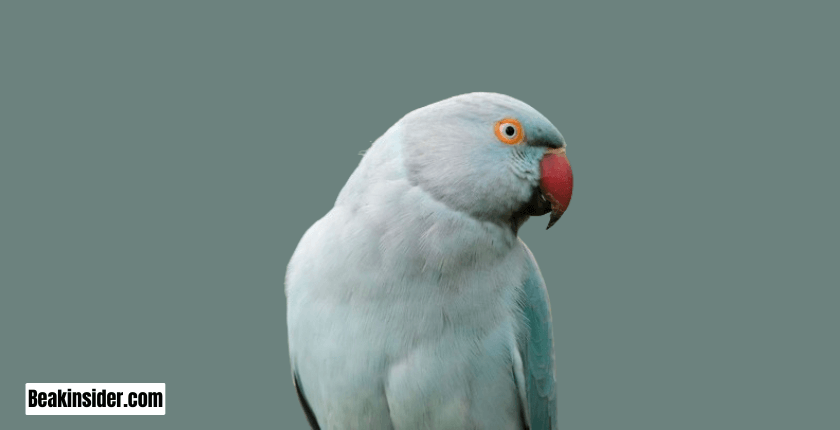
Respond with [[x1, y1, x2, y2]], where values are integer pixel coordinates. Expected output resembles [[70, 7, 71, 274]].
[[293, 372, 321, 430], [516, 240, 558, 430]]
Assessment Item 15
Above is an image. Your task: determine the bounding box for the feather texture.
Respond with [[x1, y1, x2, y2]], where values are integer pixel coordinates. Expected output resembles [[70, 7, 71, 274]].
[[517, 241, 558, 430]]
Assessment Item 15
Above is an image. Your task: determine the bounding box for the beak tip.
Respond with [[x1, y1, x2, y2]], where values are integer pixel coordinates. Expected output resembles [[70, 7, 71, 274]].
[[546, 212, 562, 230]]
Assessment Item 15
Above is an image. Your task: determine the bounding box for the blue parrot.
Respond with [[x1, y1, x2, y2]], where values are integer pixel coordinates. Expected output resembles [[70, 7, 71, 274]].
[[286, 93, 574, 429]]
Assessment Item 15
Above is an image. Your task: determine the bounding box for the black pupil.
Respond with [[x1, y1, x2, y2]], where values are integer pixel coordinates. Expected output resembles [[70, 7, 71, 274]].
[[504, 125, 515, 136]]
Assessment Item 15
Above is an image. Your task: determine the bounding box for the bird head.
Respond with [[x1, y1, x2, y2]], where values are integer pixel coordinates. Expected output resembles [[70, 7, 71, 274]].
[[400, 93, 573, 232]]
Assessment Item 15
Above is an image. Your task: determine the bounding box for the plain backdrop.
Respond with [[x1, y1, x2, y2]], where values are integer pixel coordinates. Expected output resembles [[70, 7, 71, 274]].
[[1, 1, 837, 429]]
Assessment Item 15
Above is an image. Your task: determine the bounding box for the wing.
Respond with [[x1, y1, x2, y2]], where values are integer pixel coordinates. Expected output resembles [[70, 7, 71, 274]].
[[293, 371, 321, 430], [516, 240, 558, 430]]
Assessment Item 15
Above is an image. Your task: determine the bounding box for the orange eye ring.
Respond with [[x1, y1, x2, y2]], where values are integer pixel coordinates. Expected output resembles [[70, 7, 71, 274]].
[[494, 118, 525, 145]]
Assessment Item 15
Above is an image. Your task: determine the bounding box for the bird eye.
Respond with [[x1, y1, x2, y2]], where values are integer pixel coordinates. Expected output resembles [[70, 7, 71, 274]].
[[494, 118, 524, 145]]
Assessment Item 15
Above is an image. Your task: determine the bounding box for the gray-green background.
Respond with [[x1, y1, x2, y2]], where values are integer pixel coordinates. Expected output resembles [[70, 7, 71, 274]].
[[1, 1, 837, 429]]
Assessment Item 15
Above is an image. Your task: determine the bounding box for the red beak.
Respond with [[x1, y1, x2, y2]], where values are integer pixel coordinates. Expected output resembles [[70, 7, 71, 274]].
[[539, 148, 574, 229]]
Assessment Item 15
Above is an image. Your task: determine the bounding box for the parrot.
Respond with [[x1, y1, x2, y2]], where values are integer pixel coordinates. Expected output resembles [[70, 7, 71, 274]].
[[285, 92, 574, 430]]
